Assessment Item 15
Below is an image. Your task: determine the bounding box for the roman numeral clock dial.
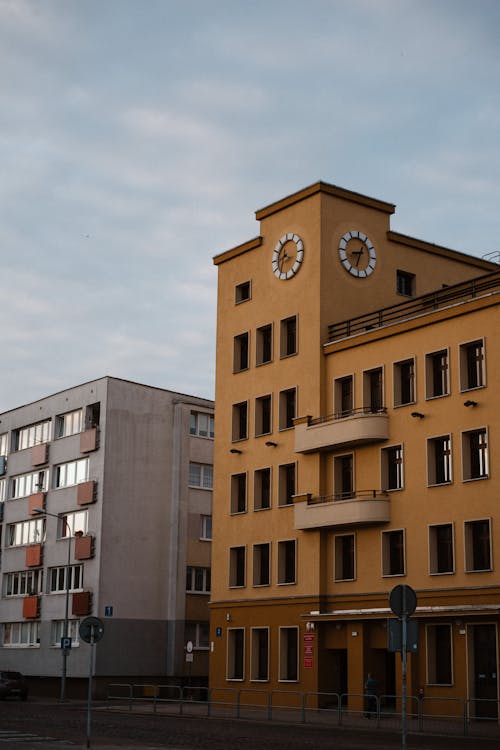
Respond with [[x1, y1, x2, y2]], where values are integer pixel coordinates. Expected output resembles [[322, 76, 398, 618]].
[[338, 230, 377, 278]]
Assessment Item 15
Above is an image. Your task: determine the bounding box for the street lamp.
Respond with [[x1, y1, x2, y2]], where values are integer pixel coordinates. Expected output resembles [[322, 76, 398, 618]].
[[32, 507, 75, 702]]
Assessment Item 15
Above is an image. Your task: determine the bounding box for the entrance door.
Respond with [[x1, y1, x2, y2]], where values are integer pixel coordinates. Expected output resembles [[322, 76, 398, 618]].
[[473, 624, 498, 719], [331, 649, 348, 703]]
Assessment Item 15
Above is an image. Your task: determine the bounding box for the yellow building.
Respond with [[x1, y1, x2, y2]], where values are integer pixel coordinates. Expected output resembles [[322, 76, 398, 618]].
[[210, 181, 499, 717]]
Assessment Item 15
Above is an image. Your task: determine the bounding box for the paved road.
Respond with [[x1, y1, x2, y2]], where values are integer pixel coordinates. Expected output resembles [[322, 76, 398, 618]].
[[1, 698, 499, 750]]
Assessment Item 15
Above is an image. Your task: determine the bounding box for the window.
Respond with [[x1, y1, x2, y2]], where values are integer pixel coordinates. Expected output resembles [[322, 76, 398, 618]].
[[382, 530, 405, 576], [462, 428, 488, 480], [231, 473, 247, 514], [49, 564, 83, 592], [427, 435, 452, 485], [426, 624, 452, 685], [394, 358, 415, 406], [10, 469, 48, 499], [235, 280, 251, 304], [227, 628, 245, 680], [280, 315, 297, 358], [279, 626, 298, 681], [255, 395, 272, 436], [278, 463, 296, 506], [465, 519, 491, 572], [186, 566, 211, 593], [256, 324, 273, 365], [54, 458, 89, 488], [253, 543, 270, 586], [85, 402, 100, 429], [426, 349, 449, 398], [429, 523, 454, 574], [460, 339, 485, 391], [190, 411, 214, 439], [381, 445, 403, 491], [189, 462, 213, 489], [55, 409, 83, 439], [251, 627, 269, 681], [334, 454, 354, 500], [185, 622, 210, 649], [364, 367, 384, 412], [334, 534, 355, 581], [229, 546, 246, 587], [3, 621, 39, 647], [5, 569, 43, 597], [277, 539, 296, 584], [51, 619, 80, 647], [15, 420, 51, 451], [7, 518, 45, 547], [254, 468, 271, 510], [232, 401, 248, 441], [335, 375, 353, 417], [0, 478, 5, 502], [396, 270, 415, 297], [58, 511, 87, 538], [279, 388, 296, 430], [233, 332, 249, 372], [0, 432, 7, 456], [200, 515, 212, 540]]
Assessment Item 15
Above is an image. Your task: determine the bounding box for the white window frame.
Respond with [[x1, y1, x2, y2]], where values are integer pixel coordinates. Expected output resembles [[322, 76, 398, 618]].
[[189, 411, 214, 439], [459, 338, 486, 392], [462, 427, 489, 481], [51, 619, 80, 647], [200, 514, 212, 541], [55, 409, 83, 439], [381, 444, 404, 491], [4, 569, 43, 597], [427, 435, 452, 486], [58, 511, 88, 538], [184, 622, 210, 650], [2, 621, 40, 647], [7, 518, 45, 547], [188, 462, 213, 489], [186, 566, 211, 594], [49, 564, 84, 593], [278, 626, 299, 682], [10, 470, 48, 500], [54, 458, 89, 489], [0, 432, 7, 456], [425, 348, 449, 399]]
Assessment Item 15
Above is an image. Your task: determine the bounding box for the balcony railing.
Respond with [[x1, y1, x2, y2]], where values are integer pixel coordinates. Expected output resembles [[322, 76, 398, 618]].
[[294, 490, 390, 530], [294, 409, 389, 453]]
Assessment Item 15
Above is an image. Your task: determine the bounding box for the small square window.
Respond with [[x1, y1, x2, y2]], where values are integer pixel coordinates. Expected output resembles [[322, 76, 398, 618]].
[[235, 281, 251, 303], [396, 270, 415, 297]]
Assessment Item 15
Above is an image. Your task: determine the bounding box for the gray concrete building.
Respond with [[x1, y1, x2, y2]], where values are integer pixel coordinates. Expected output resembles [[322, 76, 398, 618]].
[[0, 377, 214, 695]]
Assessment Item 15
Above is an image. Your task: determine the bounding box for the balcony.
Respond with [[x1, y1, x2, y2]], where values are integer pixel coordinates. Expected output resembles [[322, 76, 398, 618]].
[[294, 490, 390, 530], [294, 409, 389, 454], [72, 591, 91, 616], [80, 427, 99, 454], [29, 492, 46, 515], [25, 543, 43, 567], [75, 534, 94, 560], [32, 443, 49, 467], [23, 595, 40, 619], [77, 480, 96, 506]]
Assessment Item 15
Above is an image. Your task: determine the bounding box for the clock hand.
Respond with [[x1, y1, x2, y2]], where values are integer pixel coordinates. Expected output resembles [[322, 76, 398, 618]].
[[355, 246, 364, 266]]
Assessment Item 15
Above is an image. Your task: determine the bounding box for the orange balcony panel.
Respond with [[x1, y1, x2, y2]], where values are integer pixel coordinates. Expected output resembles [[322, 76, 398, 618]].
[[29, 492, 46, 515], [72, 591, 91, 616], [77, 480, 96, 506], [32, 443, 49, 466], [25, 544, 42, 567], [294, 493, 390, 531], [23, 595, 40, 619], [75, 535, 93, 560], [294, 411, 389, 454], [80, 428, 98, 454]]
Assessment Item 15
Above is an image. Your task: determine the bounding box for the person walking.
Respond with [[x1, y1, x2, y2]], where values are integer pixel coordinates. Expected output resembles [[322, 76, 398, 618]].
[[364, 672, 378, 718]]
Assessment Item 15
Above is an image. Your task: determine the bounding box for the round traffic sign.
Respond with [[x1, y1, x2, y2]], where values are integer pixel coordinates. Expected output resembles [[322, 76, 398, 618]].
[[79, 616, 105, 643], [389, 584, 417, 618], [186, 640, 194, 654]]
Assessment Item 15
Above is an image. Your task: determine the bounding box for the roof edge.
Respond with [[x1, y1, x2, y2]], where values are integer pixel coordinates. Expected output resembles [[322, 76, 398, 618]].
[[388, 230, 499, 270], [213, 236, 263, 266]]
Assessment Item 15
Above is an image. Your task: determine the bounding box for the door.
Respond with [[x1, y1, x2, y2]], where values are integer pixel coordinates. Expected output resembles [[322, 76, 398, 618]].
[[473, 624, 498, 719]]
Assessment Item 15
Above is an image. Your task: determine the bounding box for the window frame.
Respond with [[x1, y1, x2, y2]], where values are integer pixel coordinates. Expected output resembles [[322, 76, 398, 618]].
[[459, 338, 486, 392], [232, 401, 248, 442], [277, 539, 296, 585], [254, 467, 271, 511], [393, 357, 416, 407], [334, 533, 356, 582], [233, 331, 250, 373], [363, 366, 384, 412], [4, 569, 44, 597], [51, 619, 80, 647], [426, 623, 453, 686], [427, 434, 452, 486], [462, 427, 489, 482], [189, 411, 214, 439], [396, 270, 415, 297], [255, 394, 272, 437], [425, 348, 449, 400], [54, 458, 89, 489], [280, 315, 297, 358], [256, 323, 273, 366], [279, 387, 297, 430], [429, 522, 455, 575], [334, 453, 354, 500], [229, 546, 246, 588], [278, 626, 299, 682], [200, 514, 212, 541], [381, 444, 404, 492], [186, 566, 211, 594], [230, 472, 247, 514], [55, 409, 83, 439], [235, 280, 251, 304], [250, 626, 270, 682], [227, 627, 245, 681], [2, 621, 40, 647], [334, 374, 354, 417], [278, 462, 296, 507], [252, 542, 271, 587], [464, 518, 492, 573], [188, 462, 214, 490], [381, 529, 406, 577], [49, 564, 84, 593]]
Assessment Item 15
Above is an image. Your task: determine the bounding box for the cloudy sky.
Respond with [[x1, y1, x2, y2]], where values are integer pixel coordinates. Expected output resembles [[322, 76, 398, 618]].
[[1, 0, 499, 411]]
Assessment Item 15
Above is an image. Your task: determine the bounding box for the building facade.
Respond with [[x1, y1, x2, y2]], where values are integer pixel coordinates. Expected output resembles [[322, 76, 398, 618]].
[[210, 181, 499, 717], [0, 377, 213, 694]]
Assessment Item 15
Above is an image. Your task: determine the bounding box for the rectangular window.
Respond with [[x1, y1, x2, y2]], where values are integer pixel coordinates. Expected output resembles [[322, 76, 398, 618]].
[[253, 543, 270, 586], [190, 411, 214, 439], [251, 627, 269, 681], [364, 367, 384, 412], [256, 324, 273, 365], [55, 409, 83, 439], [3, 621, 39, 647], [7, 518, 45, 547], [426, 349, 449, 398], [427, 435, 452, 485], [0, 478, 5, 502], [186, 566, 211, 593], [255, 395, 272, 436], [381, 445, 403, 491], [227, 628, 245, 680], [427, 624, 452, 685], [231, 473, 247, 514], [278, 463, 296, 506], [382, 529, 405, 576], [0, 432, 7, 456], [429, 523, 454, 574], [279, 627, 298, 681], [279, 388, 296, 430], [394, 358, 415, 406], [5, 569, 43, 597], [233, 332, 249, 372], [280, 315, 297, 358], [54, 458, 89, 488], [462, 428, 488, 480], [85, 402, 101, 429], [396, 270, 415, 297], [460, 339, 485, 391], [254, 467, 271, 510], [188, 462, 213, 489], [51, 619, 80, 647], [334, 534, 355, 581], [49, 564, 83, 592], [15, 420, 51, 451], [235, 280, 251, 304], [335, 375, 353, 417], [334, 454, 354, 500], [10, 469, 48, 499], [277, 539, 296, 584], [465, 519, 491, 572], [200, 515, 212, 541], [229, 546, 246, 587], [185, 622, 210, 649], [58, 511, 87, 538], [232, 401, 248, 441]]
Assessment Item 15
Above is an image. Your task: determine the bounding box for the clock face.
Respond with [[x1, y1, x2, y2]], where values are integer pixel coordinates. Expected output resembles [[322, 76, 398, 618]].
[[338, 230, 376, 278], [272, 233, 304, 280]]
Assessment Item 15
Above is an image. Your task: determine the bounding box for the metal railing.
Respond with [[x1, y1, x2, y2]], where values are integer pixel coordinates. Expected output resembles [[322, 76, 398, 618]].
[[307, 490, 388, 505], [308, 406, 387, 426]]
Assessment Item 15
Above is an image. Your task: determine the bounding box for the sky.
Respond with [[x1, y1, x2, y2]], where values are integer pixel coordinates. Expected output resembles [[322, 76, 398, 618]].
[[1, 0, 499, 411]]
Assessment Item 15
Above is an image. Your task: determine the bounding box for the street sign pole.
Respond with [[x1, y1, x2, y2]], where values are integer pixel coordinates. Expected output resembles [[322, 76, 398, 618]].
[[79, 617, 104, 750], [86, 628, 94, 749], [402, 610, 407, 750], [389, 585, 417, 750]]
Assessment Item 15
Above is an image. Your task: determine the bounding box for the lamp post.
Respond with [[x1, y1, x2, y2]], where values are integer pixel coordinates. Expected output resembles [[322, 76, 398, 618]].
[[32, 507, 74, 702]]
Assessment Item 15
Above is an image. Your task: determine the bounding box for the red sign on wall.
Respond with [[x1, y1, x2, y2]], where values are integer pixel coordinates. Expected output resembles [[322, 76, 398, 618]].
[[303, 632, 316, 669]]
